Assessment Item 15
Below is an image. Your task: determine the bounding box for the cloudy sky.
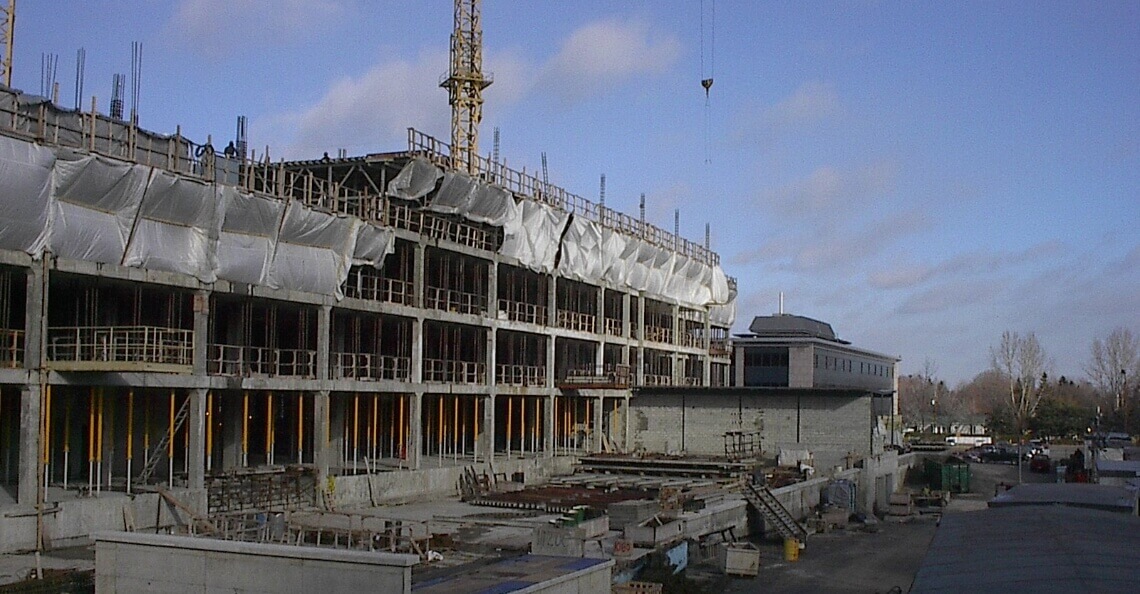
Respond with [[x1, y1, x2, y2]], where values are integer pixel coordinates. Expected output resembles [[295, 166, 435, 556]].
[[11, 1, 1138, 385]]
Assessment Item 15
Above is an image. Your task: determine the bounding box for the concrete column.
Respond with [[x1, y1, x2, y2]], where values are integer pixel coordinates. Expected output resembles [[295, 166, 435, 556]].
[[482, 394, 495, 464], [24, 260, 47, 371], [414, 243, 426, 308], [487, 329, 496, 387], [408, 391, 423, 470], [220, 392, 242, 470], [187, 389, 207, 489], [317, 305, 331, 382], [621, 293, 631, 339], [411, 319, 423, 383], [592, 396, 604, 454], [636, 294, 645, 385], [312, 390, 330, 507], [546, 336, 556, 390], [595, 287, 605, 335], [671, 304, 680, 347], [17, 385, 41, 505], [487, 261, 498, 316], [702, 311, 711, 386], [192, 291, 209, 375], [547, 276, 557, 327], [623, 394, 631, 452], [543, 394, 555, 457]]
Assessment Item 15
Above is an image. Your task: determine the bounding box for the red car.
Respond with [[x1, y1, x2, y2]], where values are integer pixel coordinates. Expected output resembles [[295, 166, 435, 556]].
[[1029, 454, 1052, 473]]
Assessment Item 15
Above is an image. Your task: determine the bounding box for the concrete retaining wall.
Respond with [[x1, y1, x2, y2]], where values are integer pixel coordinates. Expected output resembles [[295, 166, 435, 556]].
[[328, 456, 576, 507], [95, 531, 416, 594], [629, 392, 875, 470], [0, 488, 206, 554]]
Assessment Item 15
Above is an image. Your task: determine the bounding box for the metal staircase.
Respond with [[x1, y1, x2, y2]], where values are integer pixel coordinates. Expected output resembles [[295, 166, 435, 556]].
[[743, 481, 809, 543], [137, 396, 191, 485]]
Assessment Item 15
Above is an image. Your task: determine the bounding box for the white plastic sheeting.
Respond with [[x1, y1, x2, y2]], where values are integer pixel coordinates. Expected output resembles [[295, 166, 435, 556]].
[[266, 203, 361, 299], [123, 169, 226, 282], [428, 171, 521, 231], [49, 151, 150, 264], [497, 199, 568, 274], [386, 157, 442, 201], [216, 189, 283, 286], [0, 134, 54, 254], [352, 222, 396, 268]]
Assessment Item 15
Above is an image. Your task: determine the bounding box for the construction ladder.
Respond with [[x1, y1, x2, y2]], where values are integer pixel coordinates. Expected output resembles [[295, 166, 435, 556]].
[[137, 396, 191, 485], [743, 481, 809, 543]]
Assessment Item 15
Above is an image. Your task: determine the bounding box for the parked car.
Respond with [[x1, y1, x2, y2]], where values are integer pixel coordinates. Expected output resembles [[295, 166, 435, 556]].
[[1029, 454, 1052, 473], [1029, 440, 1050, 457], [980, 445, 1020, 464]]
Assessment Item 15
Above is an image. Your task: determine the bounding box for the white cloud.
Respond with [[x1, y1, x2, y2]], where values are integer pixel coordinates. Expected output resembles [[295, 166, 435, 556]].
[[169, 0, 344, 57], [765, 81, 842, 128], [758, 161, 898, 219], [255, 49, 450, 158], [539, 19, 681, 103]]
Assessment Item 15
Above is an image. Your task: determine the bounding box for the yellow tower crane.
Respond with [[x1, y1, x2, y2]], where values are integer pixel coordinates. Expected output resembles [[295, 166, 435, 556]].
[[441, 0, 492, 174], [1, 0, 14, 87]]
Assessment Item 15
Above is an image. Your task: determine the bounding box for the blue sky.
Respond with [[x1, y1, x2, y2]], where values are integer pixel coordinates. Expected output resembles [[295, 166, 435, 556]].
[[10, 1, 1139, 385]]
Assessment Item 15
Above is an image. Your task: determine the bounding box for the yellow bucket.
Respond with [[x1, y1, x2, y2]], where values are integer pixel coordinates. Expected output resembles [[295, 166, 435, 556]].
[[784, 538, 800, 562]]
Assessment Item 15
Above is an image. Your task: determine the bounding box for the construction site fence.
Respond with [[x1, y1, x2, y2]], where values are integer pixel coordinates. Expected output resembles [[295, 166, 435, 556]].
[[561, 364, 631, 388], [497, 298, 546, 325], [46, 325, 192, 366], [343, 270, 415, 306], [496, 364, 547, 387], [556, 310, 596, 333], [425, 285, 487, 316], [206, 467, 317, 515], [423, 358, 486, 384]]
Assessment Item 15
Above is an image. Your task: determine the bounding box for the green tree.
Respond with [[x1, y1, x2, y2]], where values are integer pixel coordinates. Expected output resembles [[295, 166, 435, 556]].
[[1029, 397, 1091, 440]]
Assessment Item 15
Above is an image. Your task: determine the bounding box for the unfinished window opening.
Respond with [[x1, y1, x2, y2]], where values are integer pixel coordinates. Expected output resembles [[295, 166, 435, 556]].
[[423, 322, 486, 383], [495, 330, 547, 386], [555, 279, 597, 332], [495, 395, 545, 458], [208, 297, 316, 378], [642, 348, 674, 386], [554, 396, 596, 454], [421, 394, 485, 463], [708, 326, 730, 357], [0, 386, 18, 490], [643, 299, 674, 345], [603, 290, 625, 337], [497, 264, 548, 325], [330, 312, 412, 381], [343, 239, 414, 305], [678, 307, 703, 349], [331, 393, 414, 474], [682, 354, 703, 386], [45, 276, 193, 371], [0, 268, 26, 369], [424, 248, 489, 315]]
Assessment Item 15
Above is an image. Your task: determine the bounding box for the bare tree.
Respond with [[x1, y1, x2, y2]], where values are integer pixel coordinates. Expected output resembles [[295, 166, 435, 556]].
[[1086, 327, 1140, 409], [991, 330, 1048, 427]]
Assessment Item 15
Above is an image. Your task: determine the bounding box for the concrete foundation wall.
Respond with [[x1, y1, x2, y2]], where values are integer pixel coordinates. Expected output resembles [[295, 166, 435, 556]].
[[0, 488, 206, 554], [629, 392, 874, 469], [95, 531, 416, 594], [329, 456, 577, 507]]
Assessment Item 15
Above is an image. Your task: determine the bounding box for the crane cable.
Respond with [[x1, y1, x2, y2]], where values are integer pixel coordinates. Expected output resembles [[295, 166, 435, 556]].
[[700, 0, 715, 164]]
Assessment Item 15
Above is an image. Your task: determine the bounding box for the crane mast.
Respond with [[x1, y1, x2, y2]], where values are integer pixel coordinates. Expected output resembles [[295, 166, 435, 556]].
[[1, 0, 14, 87], [441, 0, 491, 174]]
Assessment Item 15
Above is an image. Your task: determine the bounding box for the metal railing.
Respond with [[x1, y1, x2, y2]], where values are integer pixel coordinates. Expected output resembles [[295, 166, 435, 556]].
[[425, 286, 487, 315], [709, 340, 731, 357], [332, 353, 411, 382], [679, 332, 702, 349], [208, 344, 316, 378], [498, 299, 546, 325], [640, 374, 674, 387], [0, 328, 24, 368], [343, 271, 414, 306], [423, 359, 486, 384], [556, 310, 596, 333], [560, 364, 631, 388], [47, 326, 192, 367], [604, 318, 623, 337], [643, 326, 674, 345], [408, 128, 720, 267], [496, 364, 547, 387]]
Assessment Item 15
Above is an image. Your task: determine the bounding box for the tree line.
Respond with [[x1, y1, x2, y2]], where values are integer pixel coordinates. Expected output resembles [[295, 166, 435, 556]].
[[898, 327, 1140, 440]]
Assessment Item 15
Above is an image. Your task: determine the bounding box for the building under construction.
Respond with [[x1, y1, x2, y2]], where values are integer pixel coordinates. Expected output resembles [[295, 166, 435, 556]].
[[0, 74, 737, 549]]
